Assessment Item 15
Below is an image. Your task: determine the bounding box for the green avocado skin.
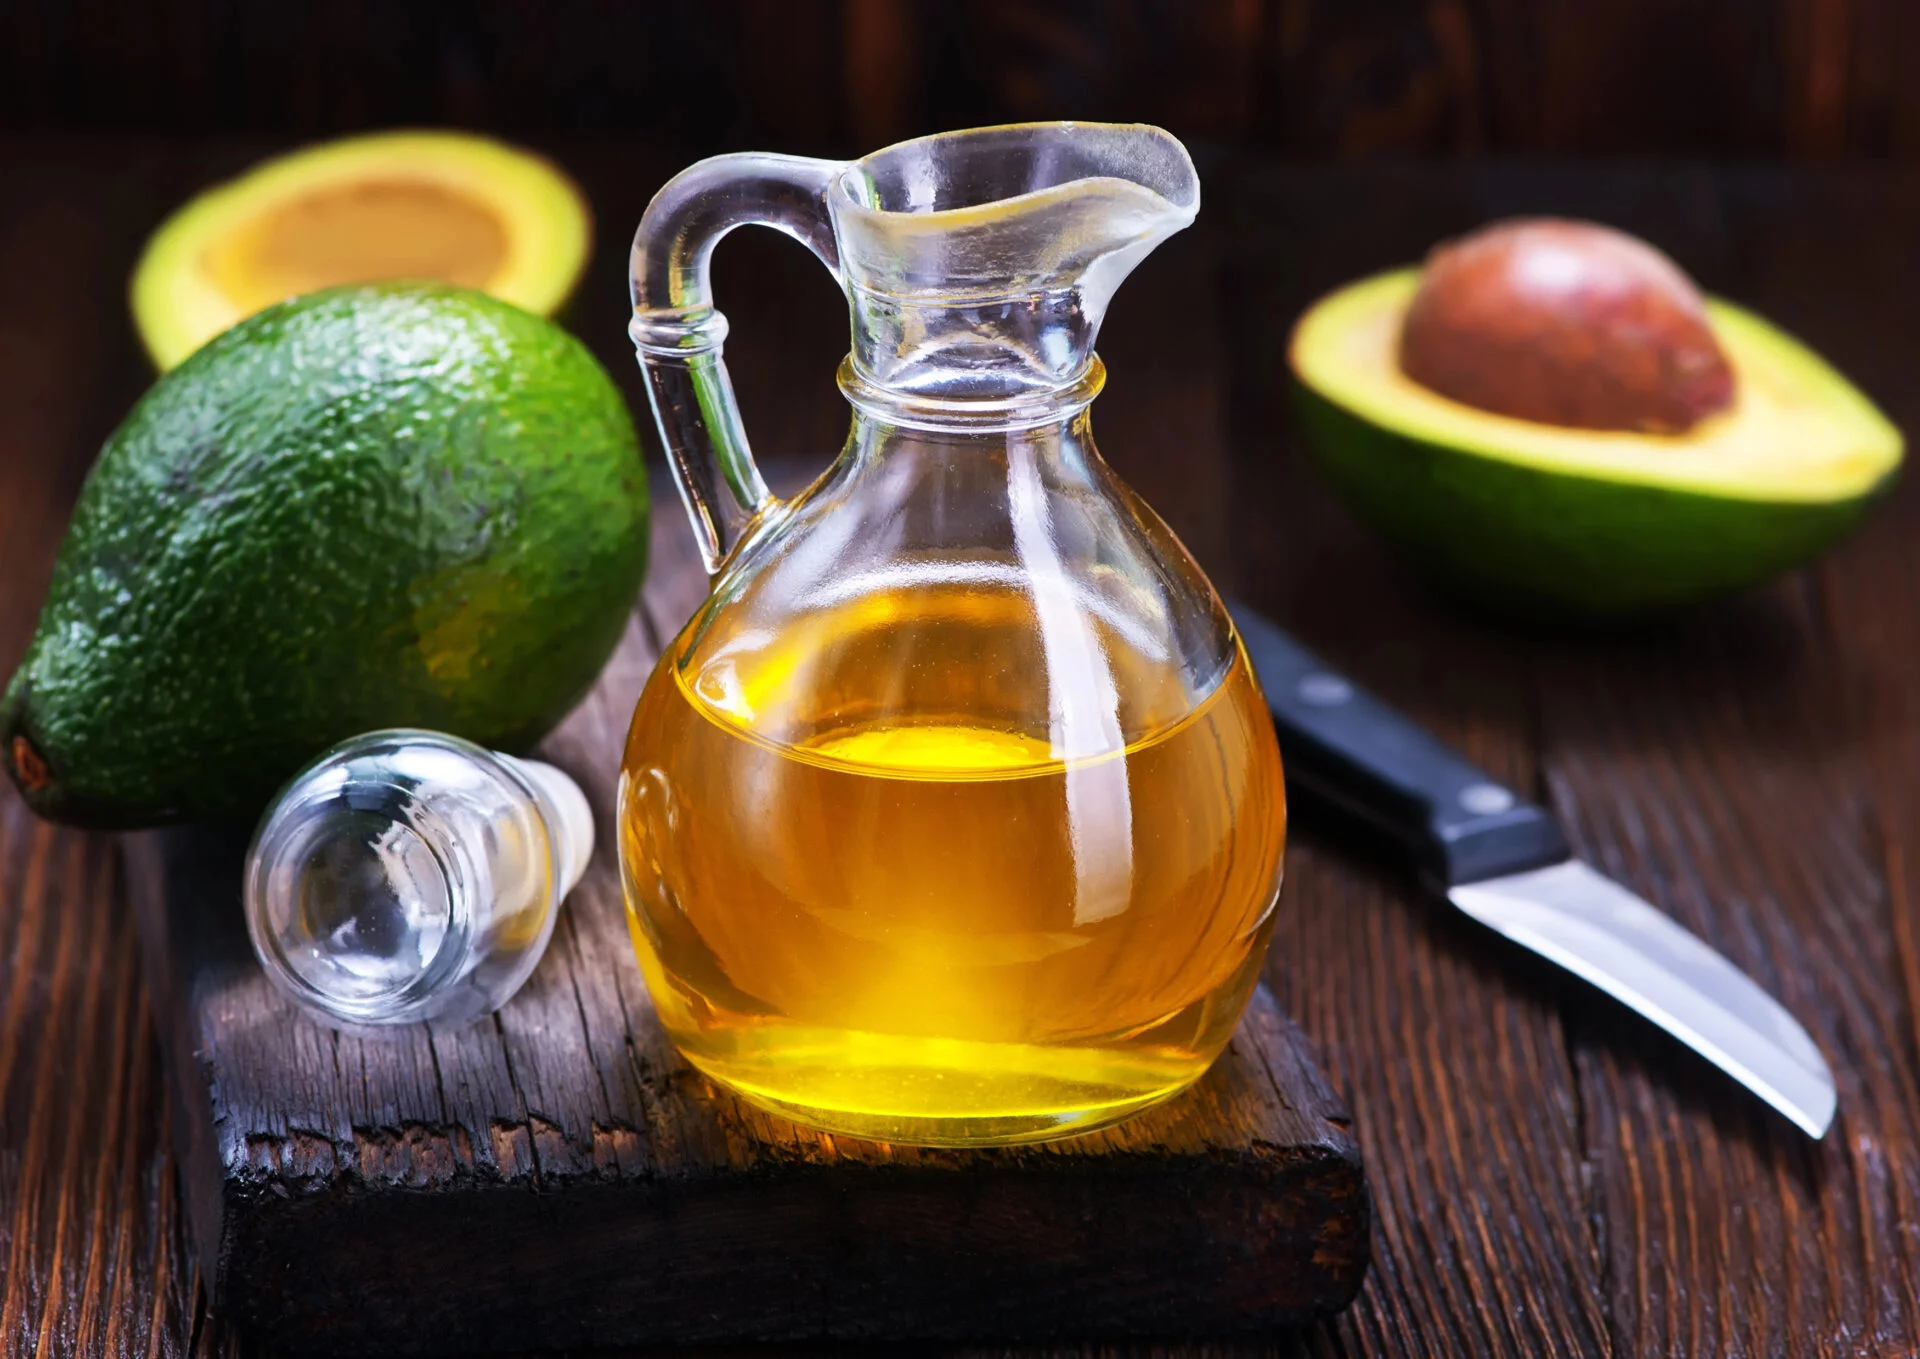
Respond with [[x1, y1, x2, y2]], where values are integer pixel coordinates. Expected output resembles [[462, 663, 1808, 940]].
[[1295, 383, 1895, 618], [2, 283, 649, 827]]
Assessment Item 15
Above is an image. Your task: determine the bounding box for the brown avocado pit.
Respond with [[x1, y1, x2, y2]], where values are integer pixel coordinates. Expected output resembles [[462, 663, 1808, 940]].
[[1397, 218, 1736, 435]]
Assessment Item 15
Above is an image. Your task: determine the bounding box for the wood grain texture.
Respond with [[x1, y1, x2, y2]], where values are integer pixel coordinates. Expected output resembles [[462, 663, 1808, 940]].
[[0, 139, 204, 1359], [5, 143, 1920, 1357], [0, 794, 193, 1359]]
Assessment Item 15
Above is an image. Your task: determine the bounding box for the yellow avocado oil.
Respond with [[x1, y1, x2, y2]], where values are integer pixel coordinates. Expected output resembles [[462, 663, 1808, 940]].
[[617, 581, 1286, 1146]]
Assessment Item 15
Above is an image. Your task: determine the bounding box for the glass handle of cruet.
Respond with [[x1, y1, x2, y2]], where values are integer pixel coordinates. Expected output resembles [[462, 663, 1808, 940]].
[[628, 153, 846, 573]]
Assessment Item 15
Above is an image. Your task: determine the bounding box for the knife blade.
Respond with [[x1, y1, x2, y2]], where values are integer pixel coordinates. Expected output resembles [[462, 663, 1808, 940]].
[[1229, 601, 1837, 1138]]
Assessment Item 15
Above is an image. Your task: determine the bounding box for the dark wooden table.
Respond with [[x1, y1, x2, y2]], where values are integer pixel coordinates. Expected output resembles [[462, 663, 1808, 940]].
[[4, 138, 1919, 1357]]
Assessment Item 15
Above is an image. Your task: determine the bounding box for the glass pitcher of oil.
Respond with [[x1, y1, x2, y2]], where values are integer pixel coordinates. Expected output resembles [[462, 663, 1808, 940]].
[[620, 123, 1285, 1146]]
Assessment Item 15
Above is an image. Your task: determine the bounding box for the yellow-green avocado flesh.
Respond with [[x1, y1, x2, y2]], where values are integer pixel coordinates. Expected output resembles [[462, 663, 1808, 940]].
[[132, 130, 591, 371], [1290, 269, 1903, 616]]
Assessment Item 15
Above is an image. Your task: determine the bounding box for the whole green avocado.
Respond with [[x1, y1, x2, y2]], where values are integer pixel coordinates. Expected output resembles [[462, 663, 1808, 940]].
[[2, 283, 649, 827]]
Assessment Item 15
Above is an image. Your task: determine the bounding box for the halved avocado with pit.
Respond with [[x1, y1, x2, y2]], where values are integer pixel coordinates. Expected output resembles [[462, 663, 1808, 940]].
[[133, 130, 590, 370], [1290, 270, 1903, 616]]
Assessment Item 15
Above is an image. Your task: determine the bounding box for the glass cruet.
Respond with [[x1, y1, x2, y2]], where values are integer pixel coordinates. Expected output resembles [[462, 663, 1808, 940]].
[[620, 122, 1286, 1146]]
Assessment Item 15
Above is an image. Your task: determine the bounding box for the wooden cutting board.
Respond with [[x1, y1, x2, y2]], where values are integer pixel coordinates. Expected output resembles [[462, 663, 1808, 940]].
[[125, 505, 1369, 1356]]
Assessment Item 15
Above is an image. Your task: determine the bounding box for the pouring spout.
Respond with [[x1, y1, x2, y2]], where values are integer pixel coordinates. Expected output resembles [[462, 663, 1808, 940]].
[[829, 123, 1200, 400]]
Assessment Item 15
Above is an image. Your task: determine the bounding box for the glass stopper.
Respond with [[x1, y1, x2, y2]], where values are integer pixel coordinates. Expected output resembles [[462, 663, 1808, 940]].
[[244, 728, 593, 1027]]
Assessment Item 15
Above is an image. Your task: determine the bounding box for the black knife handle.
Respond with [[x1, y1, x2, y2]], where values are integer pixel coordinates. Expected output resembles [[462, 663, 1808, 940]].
[[1230, 602, 1569, 889]]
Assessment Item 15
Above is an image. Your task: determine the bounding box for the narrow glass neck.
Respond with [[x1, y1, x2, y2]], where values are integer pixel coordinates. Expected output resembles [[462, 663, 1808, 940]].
[[846, 285, 1098, 400], [836, 353, 1106, 436]]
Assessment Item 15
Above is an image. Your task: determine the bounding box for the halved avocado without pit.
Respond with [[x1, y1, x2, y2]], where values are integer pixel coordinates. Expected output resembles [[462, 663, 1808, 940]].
[[1290, 270, 1903, 616], [132, 130, 591, 370]]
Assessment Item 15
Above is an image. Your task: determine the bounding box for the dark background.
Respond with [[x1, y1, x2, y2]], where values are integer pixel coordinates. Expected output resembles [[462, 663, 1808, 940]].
[[4, 0, 1917, 159]]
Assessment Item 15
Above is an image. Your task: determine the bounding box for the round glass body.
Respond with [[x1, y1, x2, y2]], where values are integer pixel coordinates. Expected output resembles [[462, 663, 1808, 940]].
[[620, 122, 1285, 1145]]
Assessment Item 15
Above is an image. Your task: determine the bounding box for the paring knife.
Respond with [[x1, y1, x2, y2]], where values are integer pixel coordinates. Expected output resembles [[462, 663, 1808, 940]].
[[1230, 602, 1837, 1138]]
